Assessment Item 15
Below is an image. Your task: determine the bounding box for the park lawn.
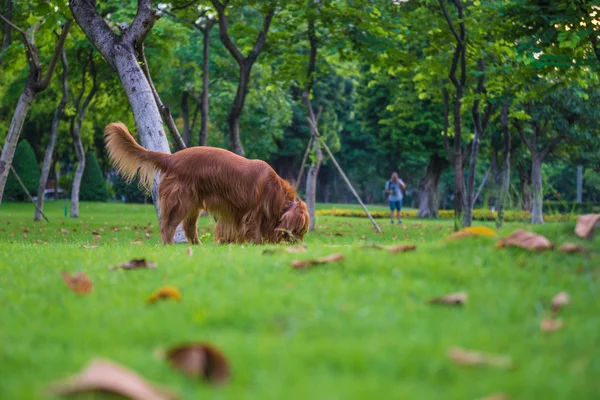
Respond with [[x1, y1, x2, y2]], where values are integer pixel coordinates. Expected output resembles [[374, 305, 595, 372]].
[[0, 201, 599, 400]]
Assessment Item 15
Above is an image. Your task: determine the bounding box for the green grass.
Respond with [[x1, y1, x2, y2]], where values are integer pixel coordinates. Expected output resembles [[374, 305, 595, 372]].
[[1, 201, 599, 400]]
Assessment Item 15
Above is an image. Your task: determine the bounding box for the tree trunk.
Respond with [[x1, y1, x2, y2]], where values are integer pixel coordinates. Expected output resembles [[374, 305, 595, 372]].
[[181, 91, 190, 146], [227, 63, 250, 156], [306, 142, 323, 232], [530, 153, 544, 224], [496, 102, 510, 229], [70, 141, 85, 218], [35, 49, 68, 221], [0, 85, 35, 203], [199, 29, 210, 146], [417, 154, 444, 218]]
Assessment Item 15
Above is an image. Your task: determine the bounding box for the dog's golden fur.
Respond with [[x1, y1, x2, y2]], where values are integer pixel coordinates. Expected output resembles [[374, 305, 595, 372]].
[[104, 122, 309, 245]]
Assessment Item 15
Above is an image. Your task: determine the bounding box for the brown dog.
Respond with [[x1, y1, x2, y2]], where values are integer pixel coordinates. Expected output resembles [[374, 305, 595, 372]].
[[104, 122, 309, 244]]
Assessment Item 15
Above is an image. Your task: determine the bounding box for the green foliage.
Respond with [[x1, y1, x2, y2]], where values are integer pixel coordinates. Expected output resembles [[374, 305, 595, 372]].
[[80, 152, 108, 201], [112, 174, 150, 204], [4, 140, 40, 201], [58, 175, 73, 197]]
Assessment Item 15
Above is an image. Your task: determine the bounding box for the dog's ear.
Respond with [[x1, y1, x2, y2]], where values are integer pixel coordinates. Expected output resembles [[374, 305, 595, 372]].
[[278, 201, 309, 242]]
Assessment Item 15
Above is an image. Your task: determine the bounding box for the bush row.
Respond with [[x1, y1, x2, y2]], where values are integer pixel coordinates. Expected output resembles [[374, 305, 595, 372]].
[[316, 208, 574, 222]]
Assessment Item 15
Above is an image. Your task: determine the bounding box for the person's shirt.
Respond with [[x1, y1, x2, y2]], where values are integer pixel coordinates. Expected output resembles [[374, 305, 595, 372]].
[[385, 179, 404, 201]]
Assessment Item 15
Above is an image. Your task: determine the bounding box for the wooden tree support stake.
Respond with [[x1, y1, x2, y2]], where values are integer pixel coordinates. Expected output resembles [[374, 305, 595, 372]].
[[294, 135, 313, 192], [0, 145, 50, 223], [305, 118, 382, 233]]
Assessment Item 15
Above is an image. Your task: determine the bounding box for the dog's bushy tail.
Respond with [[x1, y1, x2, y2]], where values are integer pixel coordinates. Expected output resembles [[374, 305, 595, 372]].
[[104, 122, 170, 191]]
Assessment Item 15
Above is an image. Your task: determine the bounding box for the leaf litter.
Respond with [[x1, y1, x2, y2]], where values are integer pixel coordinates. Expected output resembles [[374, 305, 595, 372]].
[[448, 347, 513, 369], [428, 291, 467, 305], [165, 343, 230, 384], [48, 359, 178, 400], [291, 253, 344, 269], [110, 259, 156, 270], [61, 272, 93, 295], [574, 213, 600, 239], [147, 286, 181, 304], [496, 229, 553, 251]]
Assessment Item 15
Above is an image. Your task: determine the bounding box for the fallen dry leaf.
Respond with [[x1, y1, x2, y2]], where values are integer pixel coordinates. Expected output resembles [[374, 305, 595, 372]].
[[131, 238, 144, 245], [145, 233, 151, 240], [475, 393, 510, 400], [448, 347, 513, 369], [541, 318, 564, 332], [148, 286, 181, 304], [82, 245, 98, 249], [48, 359, 177, 400], [429, 291, 468, 306], [60, 228, 68, 234], [61, 272, 93, 295], [558, 242, 587, 253], [186, 247, 193, 256], [93, 235, 101, 242], [110, 259, 156, 270], [446, 226, 498, 240], [551, 291, 570, 313], [165, 343, 230, 384], [291, 253, 344, 269], [574, 213, 600, 239], [367, 244, 416, 253], [496, 229, 553, 252], [285, 244, 308, 253]]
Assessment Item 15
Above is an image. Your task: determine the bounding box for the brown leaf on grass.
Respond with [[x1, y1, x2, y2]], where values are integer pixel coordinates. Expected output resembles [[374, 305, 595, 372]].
[[186, 247, 193, 256], [131, 238, 144, 245], [112, 227, 119, 232], [286, 244, 307, 253], [48, 359, 178, 400], [91, 230, 99, 235], [291, 253, 344, 269], [61, 272, 93, 295], [558, 242, 588, 253], [145, 233, 151, 240], [446, 226, 498, 240], [475, 393, 510, 400], [551, 291, 570, 313], [541, 318, 564, 332], [82, 245, 98, 249], [93, 235, 101, 242], [496, 229, 553, 252], [147, 286, 181, 304], [60, 228, 68, 234], [165, 343, 230, 384], [429, 292, 468, 306], [448, 347, 513, 369], [110, 259, 156, 270], [574, 213, 600, 239], [367, 244, 417, 253]]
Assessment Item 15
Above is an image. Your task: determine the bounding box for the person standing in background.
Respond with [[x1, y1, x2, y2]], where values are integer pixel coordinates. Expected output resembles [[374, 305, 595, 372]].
[[385, 172, 406, 224]]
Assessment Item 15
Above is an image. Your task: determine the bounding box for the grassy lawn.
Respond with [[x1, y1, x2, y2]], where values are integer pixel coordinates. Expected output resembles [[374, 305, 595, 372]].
[[1, 201, 599, 400]]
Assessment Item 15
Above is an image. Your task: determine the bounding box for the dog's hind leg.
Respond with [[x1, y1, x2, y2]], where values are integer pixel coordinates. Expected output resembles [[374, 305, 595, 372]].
[[183, 208, 201, 245], [158, 182, 187, 245]]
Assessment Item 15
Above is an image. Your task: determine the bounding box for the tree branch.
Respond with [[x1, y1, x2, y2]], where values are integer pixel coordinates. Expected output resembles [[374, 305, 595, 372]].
[[128, 0, 160, 45], [136, 42, 187, 150], [542, 132, 567, 159], [211, 0, 244, 64], [37, 19, 72, 91], [438, 0, 465, 48], [514, 120, 533, 150], [247, 6, 276, 65], [0, 12, 40, 71], [69, 0, 118, 62]]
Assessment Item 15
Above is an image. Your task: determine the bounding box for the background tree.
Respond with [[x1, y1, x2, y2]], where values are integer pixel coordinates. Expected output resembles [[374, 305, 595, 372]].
[[4, 139, 39, 201]]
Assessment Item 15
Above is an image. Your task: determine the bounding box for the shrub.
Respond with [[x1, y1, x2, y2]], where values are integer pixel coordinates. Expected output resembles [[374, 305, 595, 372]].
[[112, 174, 151, 203], [80, 151, 108, 201], [315, 208, 573, 223], [4, 140, 40, 201]]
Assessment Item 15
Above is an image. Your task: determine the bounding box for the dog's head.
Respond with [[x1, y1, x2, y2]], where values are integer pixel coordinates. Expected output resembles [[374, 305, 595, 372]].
[[278, 200, 310, 242]]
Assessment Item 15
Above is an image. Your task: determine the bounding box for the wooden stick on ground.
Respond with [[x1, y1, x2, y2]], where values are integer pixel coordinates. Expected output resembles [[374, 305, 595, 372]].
[[305, 117, 382, 233]]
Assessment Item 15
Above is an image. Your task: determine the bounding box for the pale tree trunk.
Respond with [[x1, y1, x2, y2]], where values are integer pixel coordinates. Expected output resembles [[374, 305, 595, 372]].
[[35, 48, 68, 221], [69, 0, 187, 242], [417, 154, 444, 218], [530, 153, 544, 224], [199, 27, 210, 146], [306, 143, 323, 232], [496, 102, 511, 229], [463, 59, 493, 228], [0, 18, 71, 203], [0, 86, 35, 203], [70, 52, 97, 218]]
